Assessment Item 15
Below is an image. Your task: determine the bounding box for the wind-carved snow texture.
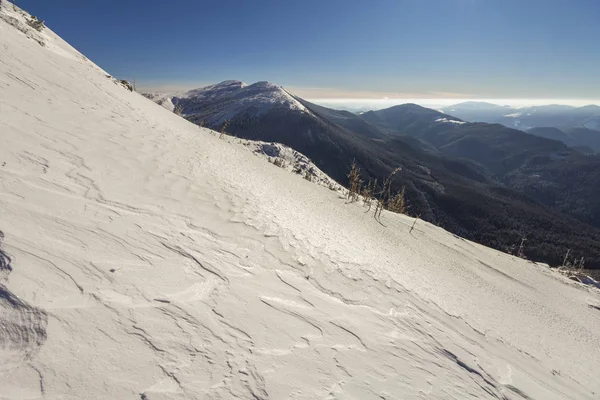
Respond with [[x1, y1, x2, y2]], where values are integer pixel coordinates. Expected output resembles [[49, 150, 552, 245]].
[[0, 230, 48, 392], [1, 2, 600, 399]]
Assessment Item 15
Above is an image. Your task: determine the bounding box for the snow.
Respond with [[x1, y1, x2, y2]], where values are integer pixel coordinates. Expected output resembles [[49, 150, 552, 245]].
[[1, 3, 600, 399], [435, 117, 466, 125], [236, 139, 345, 192], [230, 81, 309, 114], [147, 79, 309, 124]]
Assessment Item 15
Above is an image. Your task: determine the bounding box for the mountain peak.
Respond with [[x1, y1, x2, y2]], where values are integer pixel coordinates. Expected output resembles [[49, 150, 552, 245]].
[[445, 101, 512, 111], [247, 81, 279, 89], [576, 104, 600, 111], [185, 80, 247, 97], [151, 80, 308, 124], [374, 103, 447, 118], [212, 79, 247, 88]]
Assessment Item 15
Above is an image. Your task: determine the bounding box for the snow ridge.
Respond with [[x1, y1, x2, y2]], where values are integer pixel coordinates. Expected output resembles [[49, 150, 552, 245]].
[[1, 2, 600, 399], [237, 139, 345, 191]]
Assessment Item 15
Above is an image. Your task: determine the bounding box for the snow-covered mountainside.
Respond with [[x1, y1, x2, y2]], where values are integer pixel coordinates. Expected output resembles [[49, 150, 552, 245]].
[[1, 3, 600, 399], [146, 80, 309, 126], [147, 81, 341, 192], [237, 139, 345, 191]]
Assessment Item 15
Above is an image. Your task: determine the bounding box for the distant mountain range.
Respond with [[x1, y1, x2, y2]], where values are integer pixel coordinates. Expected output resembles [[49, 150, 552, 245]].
[[441, 101, 600, 152], [145, 82, 600, 269]]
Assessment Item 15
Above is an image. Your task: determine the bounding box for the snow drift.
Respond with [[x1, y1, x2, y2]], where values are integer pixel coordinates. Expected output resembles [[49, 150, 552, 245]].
[[1, 3, 599, 399]]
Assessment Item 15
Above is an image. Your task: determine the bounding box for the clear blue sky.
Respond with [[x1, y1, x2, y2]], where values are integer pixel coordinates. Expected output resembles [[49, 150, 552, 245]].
[[15, 0, 600, 99]]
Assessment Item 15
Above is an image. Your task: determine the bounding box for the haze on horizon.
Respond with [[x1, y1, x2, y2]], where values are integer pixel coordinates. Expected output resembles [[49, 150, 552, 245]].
[[300, 97, 600, 111], [16, 0, 600, 108]]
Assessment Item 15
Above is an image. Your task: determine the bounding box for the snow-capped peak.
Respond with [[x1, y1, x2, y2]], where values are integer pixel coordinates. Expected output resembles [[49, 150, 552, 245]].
[[182, 79, 305, 111], [246, 80, 277, 89], [146, 79, 309, 124], [185, 79, 248, 97], [236, 80, 308, 113]]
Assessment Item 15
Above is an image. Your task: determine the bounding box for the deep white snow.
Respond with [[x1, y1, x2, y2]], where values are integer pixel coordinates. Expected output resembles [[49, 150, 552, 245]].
[[1, 3, 600, 399]]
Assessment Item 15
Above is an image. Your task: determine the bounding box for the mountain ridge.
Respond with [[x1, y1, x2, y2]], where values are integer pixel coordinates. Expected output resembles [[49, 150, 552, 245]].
[[145, 83, 600, 270], [355, 103, 600, 231], [441, 101, 600, 151], [2, 3, 600, 398]]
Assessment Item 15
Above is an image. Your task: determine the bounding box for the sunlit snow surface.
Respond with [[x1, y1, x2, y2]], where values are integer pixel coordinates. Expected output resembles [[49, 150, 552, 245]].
[[1, 3, 600, 399]]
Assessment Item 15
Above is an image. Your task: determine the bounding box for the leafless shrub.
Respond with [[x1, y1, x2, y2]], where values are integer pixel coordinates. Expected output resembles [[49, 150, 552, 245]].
[[387, 186, 406, 214], [560, 249, 585, 271], [374, 167, 401, 221], [557, 251, 591, 284], [347, 161, 362, 203], [563, 249, 571, 267], [517, 238, 527, 259], [409, 214, 421, 234], [361, 179, 376, 211], [219, 120, 230, 139], [344, 164, 409, 224]]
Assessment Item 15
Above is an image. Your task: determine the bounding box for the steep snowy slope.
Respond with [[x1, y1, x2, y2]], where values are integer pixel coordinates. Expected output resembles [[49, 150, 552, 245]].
[[1, 3, 600, 399]]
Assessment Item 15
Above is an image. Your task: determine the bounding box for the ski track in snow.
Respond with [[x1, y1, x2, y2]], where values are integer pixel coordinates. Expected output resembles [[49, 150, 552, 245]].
[[1, 3, 600, 399]]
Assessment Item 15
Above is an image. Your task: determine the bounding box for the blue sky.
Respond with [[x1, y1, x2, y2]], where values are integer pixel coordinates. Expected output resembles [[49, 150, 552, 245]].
[[15, 0, 600, 100]]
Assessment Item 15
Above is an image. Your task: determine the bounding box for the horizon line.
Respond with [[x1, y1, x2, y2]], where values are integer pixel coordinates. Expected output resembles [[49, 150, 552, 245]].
[[135, 82, 600, 108], [307, 98, 600, 108]]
